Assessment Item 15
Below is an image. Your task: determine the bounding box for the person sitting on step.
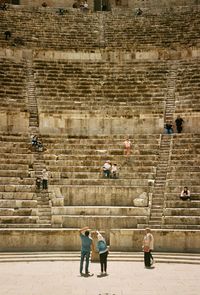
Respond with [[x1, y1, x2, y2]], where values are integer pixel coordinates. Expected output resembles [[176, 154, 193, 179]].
[[103, 160, 111, 178], [164, 122, 173, 134], [111, 163, 118, 179], [180, 187, 191, 201]]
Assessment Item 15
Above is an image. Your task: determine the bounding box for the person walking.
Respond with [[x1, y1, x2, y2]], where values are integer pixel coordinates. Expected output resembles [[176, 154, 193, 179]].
[[142, 228, 154, 268], [79, 226, 93, 276], [124, 137, 131, 157], [96, 231, 109, 276]]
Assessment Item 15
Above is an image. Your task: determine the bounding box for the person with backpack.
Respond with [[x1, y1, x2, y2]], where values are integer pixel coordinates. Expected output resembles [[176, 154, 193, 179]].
[[96, 231, 109, 276]]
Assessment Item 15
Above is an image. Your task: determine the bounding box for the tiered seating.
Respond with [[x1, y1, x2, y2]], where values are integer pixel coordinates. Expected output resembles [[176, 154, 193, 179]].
[[175, 60, 200, 114], [163, 134, 200, 229], [104, 7, 200, 50], [34, 60, 168, 117], [0, 133, 38, 227], [42, 134, 160, 232], [0, 58, 27, 111], [0, 7, 100, 50], [0, 6, 199, 51]]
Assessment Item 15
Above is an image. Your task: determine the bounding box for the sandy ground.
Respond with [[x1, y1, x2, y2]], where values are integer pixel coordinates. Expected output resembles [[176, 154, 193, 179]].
[[0, 260, 199, 295]]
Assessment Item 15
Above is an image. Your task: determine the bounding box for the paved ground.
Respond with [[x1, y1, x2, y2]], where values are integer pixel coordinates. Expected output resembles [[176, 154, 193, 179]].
[[0, 260, 199, 295]]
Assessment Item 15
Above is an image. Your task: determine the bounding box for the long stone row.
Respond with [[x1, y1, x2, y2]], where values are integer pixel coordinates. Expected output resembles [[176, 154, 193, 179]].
[[0, 5, 199, 51]]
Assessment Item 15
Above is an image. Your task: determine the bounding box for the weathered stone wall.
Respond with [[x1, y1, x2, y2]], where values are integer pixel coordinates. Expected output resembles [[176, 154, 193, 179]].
[[0, 229, 81, 251], [39, 113, 163, 135], [0, 229, 200, 252], [110, 229, 200, 252], [0, 111, 29, 133]]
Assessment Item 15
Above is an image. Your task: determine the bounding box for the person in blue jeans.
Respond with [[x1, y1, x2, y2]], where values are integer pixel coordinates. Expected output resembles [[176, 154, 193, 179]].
[[79, 226, 93, 276]]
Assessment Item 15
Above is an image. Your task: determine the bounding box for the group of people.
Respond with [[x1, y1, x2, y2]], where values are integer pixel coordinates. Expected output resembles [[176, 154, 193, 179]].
[[79, 226, 109, 276], [165, 115, 184, 134], [73, 0, 89, 11], [79, 227, 154, 277], [103, 160, 118, 179], [30, 135, 49, 191], [36, 169, 49, 190], [102, 137, 132, 178]]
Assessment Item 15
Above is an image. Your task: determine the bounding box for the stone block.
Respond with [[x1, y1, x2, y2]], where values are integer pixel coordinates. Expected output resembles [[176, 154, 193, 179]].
[[133, 192, 148, 207]]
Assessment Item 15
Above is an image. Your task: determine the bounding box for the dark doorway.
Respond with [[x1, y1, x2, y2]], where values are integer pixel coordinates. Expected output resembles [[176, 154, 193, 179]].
[[94, 0, 111, 11]]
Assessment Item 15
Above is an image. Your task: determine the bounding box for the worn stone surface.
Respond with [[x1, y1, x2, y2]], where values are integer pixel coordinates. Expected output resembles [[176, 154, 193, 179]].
[[0, 261, 200, 295]]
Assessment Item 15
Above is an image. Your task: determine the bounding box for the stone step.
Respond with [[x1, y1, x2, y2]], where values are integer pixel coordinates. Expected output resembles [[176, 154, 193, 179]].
[[0, 251, 200, 264], [52, 206, 149, 216], [52, 215, 147, 229]]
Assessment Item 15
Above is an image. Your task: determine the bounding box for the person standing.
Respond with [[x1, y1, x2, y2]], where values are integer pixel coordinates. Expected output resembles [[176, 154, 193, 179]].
[[143, 228, 154, 268], [124, 137, 131, 157], [96, 231, 109, 276], [79, 226, 93, 276], [42, 169, 49, 190], [175, 115, 184, 133]]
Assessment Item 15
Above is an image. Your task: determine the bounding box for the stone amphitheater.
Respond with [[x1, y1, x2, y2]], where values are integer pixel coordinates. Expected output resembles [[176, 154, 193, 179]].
[[0, 0, 200, 259]]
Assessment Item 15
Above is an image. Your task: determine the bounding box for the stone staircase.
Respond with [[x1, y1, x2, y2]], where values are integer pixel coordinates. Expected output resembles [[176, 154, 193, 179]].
[[26, 56, 39, 133], [0, 251, 199, 264], [149, 135, 172, 228], [33, 153, 52, 227], [26, 57, 52, 227], [165, 63, 177, 123], [149, 64, 177, 228]]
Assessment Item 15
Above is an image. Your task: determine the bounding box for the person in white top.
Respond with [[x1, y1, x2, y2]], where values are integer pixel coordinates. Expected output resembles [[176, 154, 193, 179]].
[[103, 160, 111, 178], [142, 228, 154, 268], [111, 163, 118, 179], [42, 169, 49, 190]]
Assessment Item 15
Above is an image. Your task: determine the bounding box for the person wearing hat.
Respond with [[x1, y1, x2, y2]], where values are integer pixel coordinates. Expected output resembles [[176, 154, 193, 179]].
[[102, 160, 111, 178], [96, 231, 109, 276]]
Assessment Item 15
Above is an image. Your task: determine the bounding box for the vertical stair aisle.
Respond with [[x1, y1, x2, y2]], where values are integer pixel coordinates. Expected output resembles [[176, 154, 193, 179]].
[[26, 56, 52, 227], [148, 62, 177, 228]]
